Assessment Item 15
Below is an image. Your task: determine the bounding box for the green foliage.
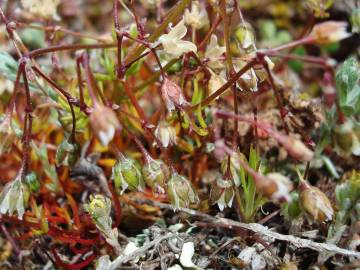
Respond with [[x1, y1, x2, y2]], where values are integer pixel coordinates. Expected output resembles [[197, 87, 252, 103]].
[[335, 57, 360, 116], [238, 147, 267, 222]]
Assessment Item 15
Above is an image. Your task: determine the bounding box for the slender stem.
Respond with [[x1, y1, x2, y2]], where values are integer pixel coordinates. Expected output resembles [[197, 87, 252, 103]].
[[187, 57, 258, 113], [32, 66, 78, 141], [26, 43, 116, 58], [76, 57, 85, 105], [16, 22, 108, 41], [121, 32, 166, 79]]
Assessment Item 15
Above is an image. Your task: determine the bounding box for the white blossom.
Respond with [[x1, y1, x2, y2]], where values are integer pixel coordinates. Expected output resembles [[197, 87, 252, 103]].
[[158, 20, 197, 58], [205, 35, 226, 70], [184, 1, 209, 30]]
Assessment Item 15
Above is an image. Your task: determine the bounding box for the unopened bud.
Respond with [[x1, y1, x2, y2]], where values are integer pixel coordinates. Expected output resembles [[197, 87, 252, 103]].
[[309, 21, 351, 44], [142, 156, 170, 194], [209, 176, 235, 211], [266, 173, 293, 202], [284, 137, 314, 162], [112, 154, 144, 192], [0, 114, 17, 155], [167, 173, 199, 209], [89, 104, 121, 146], [333, 120, 360, 156], [161, 77, 189, 112], [299, 181, 334, 222], [220, 151, 242, 187]]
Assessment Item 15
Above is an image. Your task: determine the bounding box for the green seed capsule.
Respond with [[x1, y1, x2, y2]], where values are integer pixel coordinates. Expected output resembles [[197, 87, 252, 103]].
[[112, 154, 144, 192], [142, 157, 170, 194], [167, 173, 199, 209], [25, 172, 40, 193]]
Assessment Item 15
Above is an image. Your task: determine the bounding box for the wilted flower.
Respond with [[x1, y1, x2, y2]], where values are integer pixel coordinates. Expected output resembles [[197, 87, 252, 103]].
[[209, 176, 235, 211], [265, 173, 293, 202], [167, 172, 199, 209], [142, 155, 170, 194], [55, 138, 79, 167], [205, 35, 226, 70], [21, 0, 60, 20], [154, 120, 177, 148], [84, 195, 120, 252], [89, 104, 121, 146], [350, 9, 360, 33], [208, 70, 227, 97], [309, 21, 351, 44], [0, 114, 17, 155], [25, 171, 40, 193], [184, 1, 209, 30], [0, 172, 30, 219], [333, 120, 360, 156], [161, 77, 189, 112], [299, 181, 334, 222], [112, 153, 144, 192], [158, 19, 197, 58]]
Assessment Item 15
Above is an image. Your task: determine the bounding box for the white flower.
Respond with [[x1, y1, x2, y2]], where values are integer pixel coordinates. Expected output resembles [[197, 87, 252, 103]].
[[205, 35, 226, 70], [0, 172, 29, 219], [158, 19, 197, 58], [154, 120, 177, 148], [184, 1, 209, 30]]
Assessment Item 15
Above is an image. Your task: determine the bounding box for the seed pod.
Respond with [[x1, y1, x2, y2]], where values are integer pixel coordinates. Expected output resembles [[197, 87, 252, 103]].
[[309, 21, 351, 45], [299, 181, 334, 222], [333, 120, 360, 156], [209, 176, 235, 211], [25, 171, 40, 193], [112, 154, 144, 192], [234, 22, 256, 52], [89, 104, 121, 146], [167, 173, 199, 209], [142, 156, 170, 194], [56, 139, 79, 167]]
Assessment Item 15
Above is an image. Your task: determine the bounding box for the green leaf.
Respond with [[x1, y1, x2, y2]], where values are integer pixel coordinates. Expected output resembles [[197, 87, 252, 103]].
[[0, 52, 18, 81], [335, 57, 360, 115]]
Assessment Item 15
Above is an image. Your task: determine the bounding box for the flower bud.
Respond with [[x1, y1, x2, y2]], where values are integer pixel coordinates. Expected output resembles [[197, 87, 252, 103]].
[[283, 136, 314, 162], [55, 138, 79, 167], [209, 176, 235, 211], [161, 77, 189, 112], [167, 173, 199, 209], [112, 154, 145, 192], [142, 156, 170, 194], [25, 171, 40, 193], [299, 181, 334, 222], [84, 195, 121, 252], [0, 172, 30, 219], [350, 9, 360, 33], [154, 120, 177, 148], [89, 104, 121, 146], [309, 21, 351, 45]]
